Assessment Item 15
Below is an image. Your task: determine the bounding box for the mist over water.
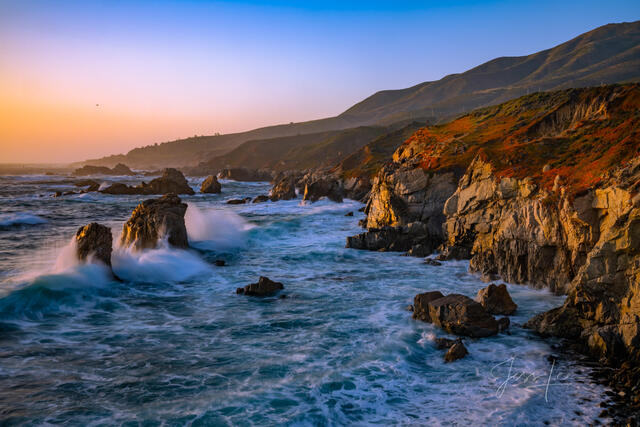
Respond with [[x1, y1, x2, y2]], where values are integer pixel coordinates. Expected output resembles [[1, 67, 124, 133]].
[[0, 175, 610, 425]]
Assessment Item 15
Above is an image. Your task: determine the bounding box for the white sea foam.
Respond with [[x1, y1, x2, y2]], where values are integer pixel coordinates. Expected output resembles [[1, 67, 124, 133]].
[[112, 240, 212, 283], [185, 203, 253, 250]]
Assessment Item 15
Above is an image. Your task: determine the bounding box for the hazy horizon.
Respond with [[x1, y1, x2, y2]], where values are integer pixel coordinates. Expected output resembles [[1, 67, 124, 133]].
[[1, 0, 639, 163]]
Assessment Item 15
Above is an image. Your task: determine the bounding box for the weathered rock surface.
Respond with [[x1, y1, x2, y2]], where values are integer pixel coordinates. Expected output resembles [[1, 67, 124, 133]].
[[236, 276, 284, 296], [142, 168, 195, 195], [346, 222, 438, 253], [219, 168, 272, 182], [303, 177, 344, 203], [444, 340, 469, 362], [270, 175, 297, 201], [413, 293, 499, 337], [75, 222, 113, 266], [200, 175, 222, 193], [476, 283, 517, 315], [120, 194, 189, 250]]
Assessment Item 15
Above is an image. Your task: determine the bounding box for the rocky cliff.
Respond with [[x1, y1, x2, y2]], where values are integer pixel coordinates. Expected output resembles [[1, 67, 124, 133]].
[[349, 84, 640, 405]]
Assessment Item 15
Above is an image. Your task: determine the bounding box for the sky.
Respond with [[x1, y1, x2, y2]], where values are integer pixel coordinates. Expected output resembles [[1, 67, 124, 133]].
[[0, 0, 639, 163]]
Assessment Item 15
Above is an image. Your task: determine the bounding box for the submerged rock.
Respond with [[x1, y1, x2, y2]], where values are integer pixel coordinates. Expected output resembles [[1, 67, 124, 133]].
[[74, 179, 100, 192], [252, 195, 270, 203], [423, 258, 442, 266], [200, 175, 222, 193], [270, 176, 297, 201], [413, 292, 499, 338], [120, 193, 189, 250], [476, 283, 518, 315], [75, 222, 113, 266], [236, 276, 284, 296], [444, 340, 469, 362], [226, 198, 250, 205], [100, 183, 139, 195]]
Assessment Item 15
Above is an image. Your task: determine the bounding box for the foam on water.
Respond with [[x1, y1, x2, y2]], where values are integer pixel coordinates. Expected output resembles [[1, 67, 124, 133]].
[[112, 239, 213, 283], [185, 203, 253, 250], [0, 177, 613, 425]]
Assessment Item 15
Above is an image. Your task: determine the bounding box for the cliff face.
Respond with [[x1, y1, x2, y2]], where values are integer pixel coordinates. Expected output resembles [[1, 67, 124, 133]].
[[352, 84, 640, 390]]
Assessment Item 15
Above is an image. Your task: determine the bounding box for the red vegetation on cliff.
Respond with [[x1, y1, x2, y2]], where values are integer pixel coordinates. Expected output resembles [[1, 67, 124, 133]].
[[396, 84, 640, 194]]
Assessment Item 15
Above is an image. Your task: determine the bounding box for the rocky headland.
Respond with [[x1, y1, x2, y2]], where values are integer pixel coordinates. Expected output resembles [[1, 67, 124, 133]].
[[344, 84, 640, 414]]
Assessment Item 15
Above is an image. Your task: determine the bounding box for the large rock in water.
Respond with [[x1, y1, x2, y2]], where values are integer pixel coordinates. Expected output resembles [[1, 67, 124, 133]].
[[236, 276, 284, 296], [75, 223, 113, 266], [413, 293, 499, 337], [142, 168, 195, 195], [303, 178, 343, 203], [346, 222, 439, 254], [270, 176, 297, 201], [200, 175, 222, 193], [120, 194, 189, 250], [476, 284, 517, 315], [444, 340, 469, 362]]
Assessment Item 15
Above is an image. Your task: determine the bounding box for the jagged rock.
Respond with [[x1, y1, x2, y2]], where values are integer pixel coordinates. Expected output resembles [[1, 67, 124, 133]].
[[434, 337, 457, 349], [200, 175, 222, 193], [270, 176, 297, 201], [236, 276, 284, 296], [75, 223, 112, 266], [476, 283, 517, 315], [346, 223, 438, 253], [444, 340, 469, 362], [219, 168, 272, 182], [100, 183, 139, 195], [414, 293, 499, 338], [120, 194, 188, 250], [252, 195, 270, 203], [412, 291, 445, 322], [142, 168, 194, 195], [303, 178, 344, 203]]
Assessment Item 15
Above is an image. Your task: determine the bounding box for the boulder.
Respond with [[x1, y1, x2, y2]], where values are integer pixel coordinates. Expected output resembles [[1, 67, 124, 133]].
[[219, 168, 272, 182], [72, 165, 113, 176], [141, 168, 195, 195], [100, 183, 139, 195], [414, 293, 499, 337], [270, 176, 297, 201], [412, 291, 445, 322], [444, 340, 469, 362], [434, 337, 457, 350], [75, 222, 113, 266], [475, 283, 518, 315], [111, 163, 135, 175], [200, 175, 222, 193], [74, 179, 100, 192], [252, 195, 270, 203], [303, 178, 344, 203], [236, 276, 284, 296], [227, 198, 249, 205], [120, 193, 189, 250]]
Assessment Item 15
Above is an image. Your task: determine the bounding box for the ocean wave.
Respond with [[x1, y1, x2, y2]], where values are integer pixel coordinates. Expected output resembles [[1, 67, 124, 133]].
[[0, 212, 47, 229], [185, 203, 253, 251]]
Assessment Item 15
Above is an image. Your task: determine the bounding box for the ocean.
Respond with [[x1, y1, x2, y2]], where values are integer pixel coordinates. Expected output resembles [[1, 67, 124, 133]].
[[0, 173, 609, 425]]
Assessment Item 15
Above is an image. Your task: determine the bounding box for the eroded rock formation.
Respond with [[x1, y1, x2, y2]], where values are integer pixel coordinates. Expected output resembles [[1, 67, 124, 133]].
[[75, 222, 113, 266], [270, 175, 297, 201], [200, 175, 222, 193], [120, 194, 189, 250]]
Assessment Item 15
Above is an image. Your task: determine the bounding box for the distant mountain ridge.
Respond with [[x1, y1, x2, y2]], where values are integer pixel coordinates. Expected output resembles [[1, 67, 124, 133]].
[[81, 21, 640, 169]]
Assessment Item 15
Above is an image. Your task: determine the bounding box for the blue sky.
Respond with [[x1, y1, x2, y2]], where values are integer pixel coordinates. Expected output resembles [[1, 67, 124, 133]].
[[1, 0, 639, 162]]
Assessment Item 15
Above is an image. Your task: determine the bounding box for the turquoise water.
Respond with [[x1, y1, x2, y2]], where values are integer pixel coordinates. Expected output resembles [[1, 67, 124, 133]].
[[0, 174, 608, 425]]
